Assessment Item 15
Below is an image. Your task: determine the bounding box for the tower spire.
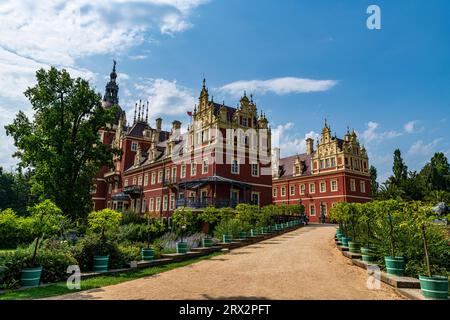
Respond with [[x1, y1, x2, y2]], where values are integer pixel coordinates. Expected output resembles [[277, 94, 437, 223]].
[[146, 101, 149, 123], [138, 100, 142, 122], [134, 103, 137, 124], [103, 60, 119, 106]]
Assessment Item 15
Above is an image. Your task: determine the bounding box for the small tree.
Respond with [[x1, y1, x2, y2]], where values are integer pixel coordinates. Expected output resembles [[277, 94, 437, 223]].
[[28, 200, 65, 266], [172, 207, 198, 236], [87, 209, 122, 241]]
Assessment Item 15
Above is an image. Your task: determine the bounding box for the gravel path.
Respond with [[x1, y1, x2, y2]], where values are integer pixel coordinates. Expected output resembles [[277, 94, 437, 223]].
[[50, 225, 403, 300]]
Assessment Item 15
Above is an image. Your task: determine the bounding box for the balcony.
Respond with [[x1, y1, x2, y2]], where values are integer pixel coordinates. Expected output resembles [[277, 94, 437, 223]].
[[123, 185, 143, 195]]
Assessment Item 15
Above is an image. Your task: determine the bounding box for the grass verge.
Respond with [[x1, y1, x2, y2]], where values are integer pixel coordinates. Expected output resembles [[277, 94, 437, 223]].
[[0, 251, 222, 300]]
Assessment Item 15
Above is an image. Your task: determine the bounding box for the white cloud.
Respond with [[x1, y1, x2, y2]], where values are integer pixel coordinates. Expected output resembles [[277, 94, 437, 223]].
[[272, 122, 320, 157], [361, 121, 401, 144], [131, 78, 196, 121], [404, 120, 422, 134], [408, 139, 443, 157], [219, 77, 338, 98], [128, 55, 148, 60]]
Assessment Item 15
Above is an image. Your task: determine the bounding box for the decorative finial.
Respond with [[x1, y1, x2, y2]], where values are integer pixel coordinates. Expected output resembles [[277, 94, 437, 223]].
[[244, 90, 247, 97], [134, 103, 137, 124], [138, 100, 142, 121], [113, 59, 117, 73], [250, 94, 253, 103], [146, 101, 149, 123], [202, 78, 206, 89]]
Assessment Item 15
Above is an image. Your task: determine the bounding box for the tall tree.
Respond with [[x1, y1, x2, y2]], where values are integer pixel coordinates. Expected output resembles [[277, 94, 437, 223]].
[[369, 165, 379, 197], [420, 152, 450, 191], [392, 149, 408, 186], [5, 67, 120, 221]]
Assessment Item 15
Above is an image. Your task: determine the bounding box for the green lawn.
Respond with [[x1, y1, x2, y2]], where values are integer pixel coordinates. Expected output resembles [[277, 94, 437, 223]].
[[0, 252, 222, 300]]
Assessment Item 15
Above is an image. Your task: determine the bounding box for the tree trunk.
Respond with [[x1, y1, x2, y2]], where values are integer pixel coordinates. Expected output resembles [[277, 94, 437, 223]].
[[421, 224, 432, 277]]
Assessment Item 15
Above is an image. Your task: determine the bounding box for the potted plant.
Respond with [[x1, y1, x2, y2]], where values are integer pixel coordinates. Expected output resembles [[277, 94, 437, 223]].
[[172, 207, 197, 254], [347, 204, 362, 254], [381, 201, 405, 276], [87, 209, 122, 272], [417, 206, 449, 300], [21, 200, 65, 287], [177, 225, 188, 254], [360, 203, 377, 263], [141, 214, 162, 261]]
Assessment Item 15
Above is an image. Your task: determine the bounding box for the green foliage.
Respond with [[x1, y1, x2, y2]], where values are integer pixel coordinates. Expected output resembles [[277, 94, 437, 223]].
[[370, 165, 379, 197], [218, 207, 236, 221], [0, 247, 77, 289], [121, 210, 147, 225], [0, 209, 33, 249], [28, 199, 66, 239], [117, 219, 166, 245], [87, 209, 122, 239], [213, 218, 249, 239], [70, 234, 125, 271], [172, 207, 198, 234], [331, 200, 450, 277], [4, 67, 121, 221], [0, 168, 35, 215], [198, 206, 220, 224], [235, 204, 259, 226]]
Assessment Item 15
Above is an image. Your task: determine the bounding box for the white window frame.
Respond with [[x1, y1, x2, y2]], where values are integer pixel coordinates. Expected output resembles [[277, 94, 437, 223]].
[[331, 180, 338, 192], [169, 194, 175, 210], [300, 184, 306, 195], [151, 172, 156, 185], [131, 142, 138, 152], [231, 158, 240, 174], [350, 179, 356, 192], [273, 188, 277, 197], [251, 163, 259, 177], [310, 204, 316, 216], [251, 192, 260, 206], [144, 174, 148, 187], [202, 159, 209, 174], [156, 197, 161, 211], [163, 195, 168, 211], [320, 181, 326, 193], [149, 198, 154, 212], [360, 181, 366, 193], [158, 170, 163, 183], [309, 183, 315, 194], [290, 185, 295, 196], [191, 161, 197, 176], [281, 186, 286, 197], [181, 163, 186, 179]]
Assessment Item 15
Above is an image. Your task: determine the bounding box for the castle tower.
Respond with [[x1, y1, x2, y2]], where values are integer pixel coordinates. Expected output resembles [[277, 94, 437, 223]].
[[103, 60, 119, 107]]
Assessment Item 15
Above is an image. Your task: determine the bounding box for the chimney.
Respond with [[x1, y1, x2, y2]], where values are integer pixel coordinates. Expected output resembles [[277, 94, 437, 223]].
[[272, 147, 280, 177], [172, 120, 181, 131], [156, 118, 162, 132], [306, 138, 314, 155]]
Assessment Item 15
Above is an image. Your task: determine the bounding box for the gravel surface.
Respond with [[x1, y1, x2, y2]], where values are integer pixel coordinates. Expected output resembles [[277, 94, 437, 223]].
[[49, 224, 403, 300]]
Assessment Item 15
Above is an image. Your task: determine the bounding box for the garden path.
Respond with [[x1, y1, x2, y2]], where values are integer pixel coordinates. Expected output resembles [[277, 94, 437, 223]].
[[49, 225, 403, 300]]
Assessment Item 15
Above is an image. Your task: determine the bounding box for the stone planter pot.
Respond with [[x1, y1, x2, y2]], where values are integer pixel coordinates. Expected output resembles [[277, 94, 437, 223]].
[[419, 275, 449, 300], [21, 266, 42, 287], [141, 248, 155, 261], [250, 229, 258, 237], [93, 255, 109, 272], [385, 256, 405, 276], [348, 241, 362, 254]]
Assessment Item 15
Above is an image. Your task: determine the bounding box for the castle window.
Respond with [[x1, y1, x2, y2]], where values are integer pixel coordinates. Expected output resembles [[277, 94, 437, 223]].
[[149, 198, 154, 212], [158, 171, 163, 183], [350, 179, 356, 192], [138, 175, 143, 186], [156, 197, 161, 211], [132, 177, 137, 185], [171, 167, 177, 182], [251, 163, 259, 177], [151, 172, 156, 185], [281, 187, 286, 197], [191, 161, 197, 176], [331, 157, 336, 167], [360, 181, 366, 193], [273, 188, 277, 197], [142, 199, 147, 213], [325, 159, 330, 168], [131, 142, 138, 152], [242, 118, 248, 127], [163, 195, 168, 211], [231, 159, 239, 174], [202, 159, 209, 174], [169, 194, 175, 210], [331, 180, 338, 192], [124, 179, 129, 187], [320, 160, 324, 169], [309, 183, 315, 194], [310, 205, 316, 217], [320, 181, 326, 193], [144, 174, 149, 186], [181, 163, 186, 179], [300, 184, 306, 195], [290, 185, 295, 196]]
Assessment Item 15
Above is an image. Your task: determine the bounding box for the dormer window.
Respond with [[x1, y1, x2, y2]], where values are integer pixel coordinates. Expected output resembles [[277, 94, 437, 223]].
[[242, 118, 248, 127], [131, 142, 138, 152]]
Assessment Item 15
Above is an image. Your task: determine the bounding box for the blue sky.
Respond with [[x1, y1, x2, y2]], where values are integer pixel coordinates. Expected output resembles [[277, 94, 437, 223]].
[[0, 0, 449, 183]]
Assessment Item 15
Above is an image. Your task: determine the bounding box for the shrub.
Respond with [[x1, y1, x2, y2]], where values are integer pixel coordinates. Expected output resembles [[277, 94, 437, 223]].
[[214, 218, 248, 239], [122, 210, 146, 225], [71, 234, 126, 271], [0, 247, 77, 289], [0, 209, 34, 249], [117, 224, 147, 244], [172, 207, 198, 235], [118, 244, 143, 262]]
